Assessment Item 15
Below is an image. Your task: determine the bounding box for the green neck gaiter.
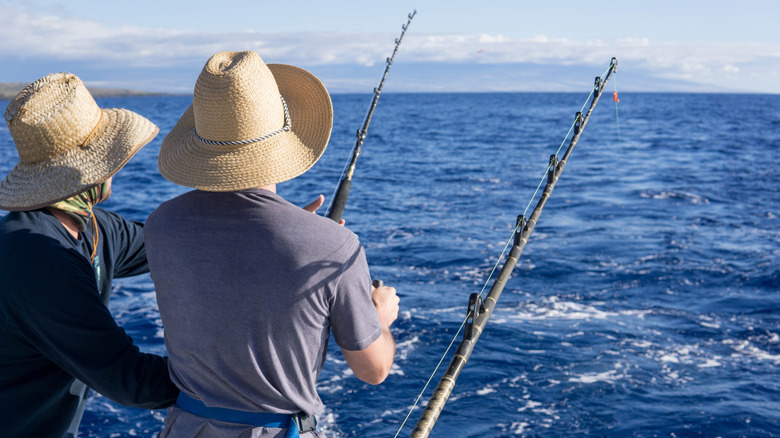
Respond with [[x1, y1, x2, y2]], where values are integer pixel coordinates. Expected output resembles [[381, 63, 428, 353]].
[[49, 181, 112, 232]]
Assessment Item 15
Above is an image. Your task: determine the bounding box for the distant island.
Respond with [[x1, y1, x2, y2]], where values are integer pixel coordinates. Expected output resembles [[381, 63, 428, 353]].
[[0, 82, 162, 100]]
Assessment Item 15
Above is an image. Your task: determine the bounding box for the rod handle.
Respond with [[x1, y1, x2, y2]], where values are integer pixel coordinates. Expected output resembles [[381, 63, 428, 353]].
[[372, 279, 384, 288], [327, 178, 352, 222]]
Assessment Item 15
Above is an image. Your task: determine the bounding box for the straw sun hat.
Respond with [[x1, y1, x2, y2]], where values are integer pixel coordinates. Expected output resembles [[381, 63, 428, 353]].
[[158, 51, 333, 191], [0, 73, 158, 211]]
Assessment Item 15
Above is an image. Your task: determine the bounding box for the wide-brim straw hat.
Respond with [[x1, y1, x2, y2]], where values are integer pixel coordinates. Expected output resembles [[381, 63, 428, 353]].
[[158, 51, 333, 191], [0, 73, 158, 211]]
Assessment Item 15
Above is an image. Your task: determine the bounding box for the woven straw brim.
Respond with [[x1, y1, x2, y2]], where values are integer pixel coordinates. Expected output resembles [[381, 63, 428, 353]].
[[0, 109, 158, 211], [158, 64, 333, 191]]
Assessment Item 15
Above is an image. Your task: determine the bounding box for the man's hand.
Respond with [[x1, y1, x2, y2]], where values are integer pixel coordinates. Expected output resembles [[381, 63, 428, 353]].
[[372, 284, 399, 330], [341, 283, 400, 385], [302, 194, 345, 225]]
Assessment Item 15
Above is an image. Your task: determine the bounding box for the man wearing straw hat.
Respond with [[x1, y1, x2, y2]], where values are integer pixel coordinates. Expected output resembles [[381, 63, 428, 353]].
[[144, 51, 399, 437], [0, 73, 180, 437]]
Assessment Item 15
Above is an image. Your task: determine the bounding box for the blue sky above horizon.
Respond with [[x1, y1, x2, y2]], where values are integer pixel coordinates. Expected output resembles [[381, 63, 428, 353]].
[[1, 0, 778, 94]]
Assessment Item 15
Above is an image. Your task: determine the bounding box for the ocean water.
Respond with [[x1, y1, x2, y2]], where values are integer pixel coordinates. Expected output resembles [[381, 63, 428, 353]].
[[1, 90, 778, 438]]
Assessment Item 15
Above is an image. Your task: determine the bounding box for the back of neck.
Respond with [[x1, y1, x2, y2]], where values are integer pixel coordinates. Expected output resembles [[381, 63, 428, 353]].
[[46, 207, 80, 239]]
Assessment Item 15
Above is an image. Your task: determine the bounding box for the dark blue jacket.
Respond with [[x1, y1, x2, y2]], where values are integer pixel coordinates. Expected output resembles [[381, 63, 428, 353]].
[[0, 208, 178, 438]]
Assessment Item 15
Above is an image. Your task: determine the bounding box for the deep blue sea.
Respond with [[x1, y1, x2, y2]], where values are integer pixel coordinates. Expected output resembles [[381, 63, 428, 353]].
[[1, 90, 779, 437]]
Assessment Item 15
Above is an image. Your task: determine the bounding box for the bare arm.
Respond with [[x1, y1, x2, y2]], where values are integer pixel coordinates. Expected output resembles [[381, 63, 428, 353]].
[[341, 285, 399, 385]]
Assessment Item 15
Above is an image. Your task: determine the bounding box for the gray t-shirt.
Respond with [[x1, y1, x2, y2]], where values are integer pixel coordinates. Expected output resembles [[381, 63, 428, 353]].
[[145, 188, 381, 421]]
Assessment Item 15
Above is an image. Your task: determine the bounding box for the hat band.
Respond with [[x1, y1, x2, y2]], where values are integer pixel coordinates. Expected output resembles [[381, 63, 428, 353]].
[[193, 95, 291, 146], [80, 110, 105, 149]]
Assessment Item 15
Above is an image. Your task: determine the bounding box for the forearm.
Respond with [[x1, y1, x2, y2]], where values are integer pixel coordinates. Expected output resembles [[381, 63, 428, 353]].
[[91, 349, 179, 409], [342, 327, 396, 385], [23, 277, 177, 408], [370, 327, 396, 382], [48, 330, 179, 409]]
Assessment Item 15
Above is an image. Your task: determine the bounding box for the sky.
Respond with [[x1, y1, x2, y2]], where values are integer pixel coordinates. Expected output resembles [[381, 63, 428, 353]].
[[1, 0, 779, 94]]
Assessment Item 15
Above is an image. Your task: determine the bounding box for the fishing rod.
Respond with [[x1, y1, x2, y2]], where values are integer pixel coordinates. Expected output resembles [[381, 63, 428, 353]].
[[408, 58, 619, 438], [325, 9, 417, 223]]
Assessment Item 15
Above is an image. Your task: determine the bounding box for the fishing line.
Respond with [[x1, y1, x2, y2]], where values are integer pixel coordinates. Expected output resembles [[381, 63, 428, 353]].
[[613, 73, 621, 141], [490, 63, 612, 294], [515, 63, 610, 224], [392, 221, 521, 438], [395, 59, 618, 438], [324, 10, 417, 222], [391, 317, 468, 438], [324, 100, 377, 218]]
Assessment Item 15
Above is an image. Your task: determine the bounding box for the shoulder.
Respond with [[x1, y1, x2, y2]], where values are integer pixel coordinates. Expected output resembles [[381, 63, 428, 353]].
[[145, 191, 211, 242], [1, 209, 50, 233], [93, 207, 144, 241], [244, 190, 363, 259], [146, 190, 207, 225], [235, 189, 361, 242], [286, 199, 361, 252], [93, 207, 137, 228], [0, 210, 67, 254], [0, 213, 94, 304]]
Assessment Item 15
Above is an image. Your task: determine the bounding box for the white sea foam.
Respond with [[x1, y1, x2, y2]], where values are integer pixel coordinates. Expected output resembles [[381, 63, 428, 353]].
[[389, 362, 404, 376], [503, 296, 652, 322], [395, 335, 420, 361], [632, 340, 653, 348], [639, 190, 710, 205], [533, 406, 559, 418], [317, 383, 344, 394], [725, 339, 780, 364], [511, 296, 616, 321], [517, 399, 542, 412], [476, 387, 496, 396], [509, 422, 530, 434], [509, 375, 524, 385], [317, 412, 339, 436], [660, 354, 680, 363], [568, 368, 622, 384], [424, 306, 465, 315], [88, 394, 123, 413], [698, 358, 722, 368]]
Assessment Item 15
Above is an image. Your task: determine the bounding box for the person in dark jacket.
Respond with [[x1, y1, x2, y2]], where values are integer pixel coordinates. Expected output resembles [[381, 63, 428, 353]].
[[0, 72, 179, 438]]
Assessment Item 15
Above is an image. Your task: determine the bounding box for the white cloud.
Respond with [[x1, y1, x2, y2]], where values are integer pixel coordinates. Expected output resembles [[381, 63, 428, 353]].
[[1, 3, 779, 92]]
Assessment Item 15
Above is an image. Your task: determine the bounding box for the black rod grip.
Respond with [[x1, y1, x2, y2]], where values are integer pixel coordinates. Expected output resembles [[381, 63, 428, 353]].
[[327, 178, 352, 222]]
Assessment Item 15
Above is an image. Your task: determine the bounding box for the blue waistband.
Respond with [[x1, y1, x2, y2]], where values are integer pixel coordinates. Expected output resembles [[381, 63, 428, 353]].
[[175, 392, 302, 438]]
